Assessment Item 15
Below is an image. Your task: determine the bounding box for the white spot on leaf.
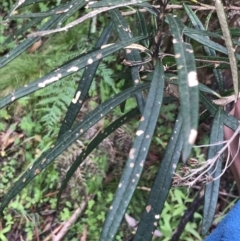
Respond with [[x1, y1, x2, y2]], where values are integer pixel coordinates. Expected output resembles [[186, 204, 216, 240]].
[[72, 91, 81, 104], [38, 74, 62, 88], [136, 130, 144, 136], [67, 66, 79, 72], [172, 38, 178, 43], [87, 58, 93, 64], [129, 148, 135, 159], [135, 79, 139, 84], [188, 71, 198, 87], [188, 129, 197, 144], [186, 48, 193, 53]]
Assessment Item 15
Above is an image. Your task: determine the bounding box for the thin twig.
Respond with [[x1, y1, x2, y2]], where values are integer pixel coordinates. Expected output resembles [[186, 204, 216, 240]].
[[174, 124, 240, 187], [192, 185, 239, 198], [51, 196, 91, 241], [121, 4, 240, 16], [170, 190, 204, 241], [28, 2, 149, 37]]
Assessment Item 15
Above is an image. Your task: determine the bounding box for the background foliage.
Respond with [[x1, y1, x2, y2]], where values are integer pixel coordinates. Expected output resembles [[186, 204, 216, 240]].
[[0, 0, 240, 240]]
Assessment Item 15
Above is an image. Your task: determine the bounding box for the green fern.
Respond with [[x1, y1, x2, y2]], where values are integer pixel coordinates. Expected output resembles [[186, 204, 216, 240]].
[[34, 77, 77, 133]]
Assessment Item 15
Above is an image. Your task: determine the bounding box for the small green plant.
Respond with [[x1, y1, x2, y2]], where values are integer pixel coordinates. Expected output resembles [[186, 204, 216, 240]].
[[160, 189, 202, 241]]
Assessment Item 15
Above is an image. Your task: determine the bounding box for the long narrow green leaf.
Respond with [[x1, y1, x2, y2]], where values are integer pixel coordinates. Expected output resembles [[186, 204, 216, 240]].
[[184, 28, 222, 39], [167, 13, 240, 61], [55, 0, 86, 26], [89, 0, 148, 8], [136, 10, 149, 48], [3, 17, 44, 45], [202, 108, 223, 235], [110, 9, 146, 114], [136, 2, 159, 17], [0, 15, 57, 68], [200, 92, 238, 132], [9, 0, 45, 11], [184, 27, 240, 46], [9, 2, 74, 19], [170, 79, 221, 98], [0, 83, 149, 214], [0, 35, 145, 109], [183, 4, 224, 94], [167, 14, 199, 162], [58, 22, 114, 137], [100, 61, 164, 241], [133, 112, 184, 241], [184, 31, 240, 60], [57, 108, 140, 207]]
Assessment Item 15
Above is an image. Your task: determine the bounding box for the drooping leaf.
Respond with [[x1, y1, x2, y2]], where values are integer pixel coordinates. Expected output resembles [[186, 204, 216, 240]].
[[134, 112, 184, 241], [184, 30, 240, 60], [110, 9, 146, 114], [170, 79, 222, 98], [183, 4, 224, 94], [202, 108, 223, 235], [200, 92, 238, 131], [100, 60, 164, 241], [167, 14, 199, 162], [57, 22, 114, 137], [136, 10, 149, 48], [88, 0, 148, 8]]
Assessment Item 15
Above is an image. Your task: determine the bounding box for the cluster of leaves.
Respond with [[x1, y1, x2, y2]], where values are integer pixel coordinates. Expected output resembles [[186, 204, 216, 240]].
[[1, 0, 240, 240]]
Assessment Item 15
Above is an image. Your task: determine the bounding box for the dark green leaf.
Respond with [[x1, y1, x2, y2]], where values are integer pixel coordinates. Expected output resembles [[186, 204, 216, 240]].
[[136, 10, 149, 48], [200, 92, 238, 131], [100, 61, 164, 241], [167, 14, 199, 162], [89, 0, 148, 8], [134, 112, 184, 241], [110, 9, 146, 114], [57, 22, 114, 137], [183, 4, 224, 94], [202, 108, 223, 235]]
